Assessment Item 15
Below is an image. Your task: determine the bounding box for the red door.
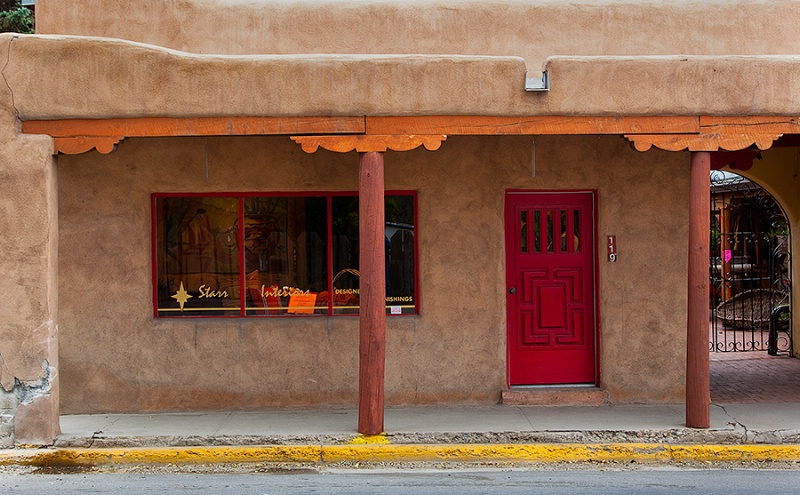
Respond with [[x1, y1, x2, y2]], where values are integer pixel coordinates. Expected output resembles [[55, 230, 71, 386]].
[[505, 192, 597, 385]]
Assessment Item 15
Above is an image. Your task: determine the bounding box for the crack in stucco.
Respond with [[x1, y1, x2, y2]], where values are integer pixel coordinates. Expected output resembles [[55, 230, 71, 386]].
[[0, 360, 53, 446], [14, 360, 53, 405], [0, 35, 20, 120]]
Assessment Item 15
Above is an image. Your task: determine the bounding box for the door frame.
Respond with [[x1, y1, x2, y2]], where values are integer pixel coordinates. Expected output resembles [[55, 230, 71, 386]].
[[504, 189, 601, 387]]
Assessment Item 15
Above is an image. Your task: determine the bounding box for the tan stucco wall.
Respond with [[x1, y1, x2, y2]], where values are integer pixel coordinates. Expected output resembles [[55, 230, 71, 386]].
[[0, 36, 60, 445], [37, 0, 800, 66], [57, 134, 688, 413], [7, 35, 800, 119], [6, 33, 800, 120]]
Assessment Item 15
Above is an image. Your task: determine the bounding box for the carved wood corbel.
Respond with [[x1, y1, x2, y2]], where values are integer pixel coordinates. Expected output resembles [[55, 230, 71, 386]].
[[52, 137, 125, 155], [625, 133, 783, 152], [291, 134, 447, 153]]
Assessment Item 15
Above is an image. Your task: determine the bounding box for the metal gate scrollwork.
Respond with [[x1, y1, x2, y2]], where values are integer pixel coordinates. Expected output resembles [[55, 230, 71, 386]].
[[710, 171, 792, 353]]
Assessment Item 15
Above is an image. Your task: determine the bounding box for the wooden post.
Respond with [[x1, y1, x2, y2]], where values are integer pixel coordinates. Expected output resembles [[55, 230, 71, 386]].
[[358, 151, 386, 435], [686, 151, 711, 428]]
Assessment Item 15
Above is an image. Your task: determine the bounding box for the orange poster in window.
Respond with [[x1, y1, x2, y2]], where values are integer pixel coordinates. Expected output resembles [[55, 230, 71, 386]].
[[287, 292, 317, 314]]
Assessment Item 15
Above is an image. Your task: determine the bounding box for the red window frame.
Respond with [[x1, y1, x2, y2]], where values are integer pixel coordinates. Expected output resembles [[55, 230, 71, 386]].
[[151, 191, 419, 318]]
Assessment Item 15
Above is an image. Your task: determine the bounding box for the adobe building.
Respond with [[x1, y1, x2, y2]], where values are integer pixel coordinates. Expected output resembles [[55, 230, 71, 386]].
[[2, 0, 800, 445]]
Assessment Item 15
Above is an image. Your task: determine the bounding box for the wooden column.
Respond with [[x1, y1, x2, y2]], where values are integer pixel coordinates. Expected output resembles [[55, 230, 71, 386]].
[[686, 151, 711, 428], [358, 151, 387, 435]]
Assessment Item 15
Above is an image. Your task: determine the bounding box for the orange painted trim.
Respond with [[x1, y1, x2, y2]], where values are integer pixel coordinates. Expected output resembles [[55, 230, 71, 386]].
[[22, 116, 366, 138], [23, 115, 800, 139], [366, 115, 701, 135], [21, 115, 797, 155], [23, 115, 704, 139], [291, 134, 446, 153], [53, 137, 124, 155], [699, 115, 800, 134], [625, 133, 782, 152]]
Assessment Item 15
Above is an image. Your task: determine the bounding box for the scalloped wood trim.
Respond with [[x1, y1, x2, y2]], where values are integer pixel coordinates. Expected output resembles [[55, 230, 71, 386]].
[[291, 134, 447, 153], [624, 133, 783, 152], [53, 137, 125, 155]]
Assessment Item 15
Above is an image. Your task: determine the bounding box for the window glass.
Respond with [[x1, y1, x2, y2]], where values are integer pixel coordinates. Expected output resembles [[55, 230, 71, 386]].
[[331, 196, 361, 314], [385, 195, 416, 315], [154, 192, 417, 317], [244, 196, 328, 316], [155, 196, 241, 317]]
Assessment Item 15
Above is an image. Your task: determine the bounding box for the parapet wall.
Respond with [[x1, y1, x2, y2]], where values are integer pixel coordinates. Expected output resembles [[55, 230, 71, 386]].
[[36, 0, 800, 66]]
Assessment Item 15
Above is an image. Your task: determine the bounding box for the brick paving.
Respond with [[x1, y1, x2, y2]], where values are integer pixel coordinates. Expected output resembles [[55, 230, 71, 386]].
[[710, 351, 800, 403]]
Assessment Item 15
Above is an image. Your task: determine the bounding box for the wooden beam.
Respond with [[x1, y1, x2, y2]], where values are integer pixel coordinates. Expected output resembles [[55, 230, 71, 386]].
[[686, 151, 711, 429], [700, 116, 800, 134], [22, 116, 366, 138], [358, 151, 386, 436], [23, 115, 799, 155], [366, 116, 700, 135]]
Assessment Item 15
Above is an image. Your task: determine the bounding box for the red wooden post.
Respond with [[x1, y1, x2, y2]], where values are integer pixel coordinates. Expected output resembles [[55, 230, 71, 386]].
[[358, 151, 386, 435], [686, 151, 711, 428]]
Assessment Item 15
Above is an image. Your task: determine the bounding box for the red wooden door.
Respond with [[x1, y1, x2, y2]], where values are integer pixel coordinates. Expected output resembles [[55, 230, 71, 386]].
[[505, 192, 597, 385]]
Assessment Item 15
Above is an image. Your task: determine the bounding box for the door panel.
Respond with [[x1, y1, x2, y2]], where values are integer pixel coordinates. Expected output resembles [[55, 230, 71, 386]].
[[506, 192, 597, 385]]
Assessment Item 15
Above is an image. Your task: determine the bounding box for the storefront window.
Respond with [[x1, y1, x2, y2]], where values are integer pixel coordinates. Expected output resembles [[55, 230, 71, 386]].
[[154, 196, 241, 317], [153, 192, 417, 317], [244, 196, 328, 316]]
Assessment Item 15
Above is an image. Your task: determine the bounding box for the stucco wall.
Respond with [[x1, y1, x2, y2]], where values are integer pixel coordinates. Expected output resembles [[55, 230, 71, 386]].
[[57, 134, 688, 413], [8, 35, 800, 119], [37, 0, 800, 66], [0, 35, 60, 445]]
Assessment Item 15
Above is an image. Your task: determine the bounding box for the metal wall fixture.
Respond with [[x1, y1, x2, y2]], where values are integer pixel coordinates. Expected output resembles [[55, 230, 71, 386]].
[[525, 71, 550, 92]]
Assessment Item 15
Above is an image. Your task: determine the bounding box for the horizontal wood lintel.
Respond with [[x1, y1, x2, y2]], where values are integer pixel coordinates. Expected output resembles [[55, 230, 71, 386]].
[[23, 115, 800, 138], [22, 116, 367, 138], [21, 115, 800, 155]]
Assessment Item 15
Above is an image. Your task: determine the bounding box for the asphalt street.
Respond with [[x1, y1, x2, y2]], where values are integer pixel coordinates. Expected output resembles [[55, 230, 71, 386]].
[[2, 467, 799, 495]]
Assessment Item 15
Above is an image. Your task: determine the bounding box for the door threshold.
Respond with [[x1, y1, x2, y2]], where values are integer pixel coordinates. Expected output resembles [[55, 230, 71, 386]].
[[502, 386, 608, 406], [509, 383, 598, 390]]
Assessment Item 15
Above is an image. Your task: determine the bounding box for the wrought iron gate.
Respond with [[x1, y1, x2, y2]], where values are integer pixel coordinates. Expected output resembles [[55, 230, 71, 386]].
[[710, 171, 792, 353]]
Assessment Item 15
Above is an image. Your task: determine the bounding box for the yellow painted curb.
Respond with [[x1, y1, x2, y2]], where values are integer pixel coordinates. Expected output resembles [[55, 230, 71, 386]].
[[2, 445, 321, 467], [2, 443, 799, 467], [349, 434, 390, 445]]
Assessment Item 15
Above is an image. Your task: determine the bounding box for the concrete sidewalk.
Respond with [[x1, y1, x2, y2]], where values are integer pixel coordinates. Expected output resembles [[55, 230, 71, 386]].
[[54, 403, 800, 448], [2, 403, 800, 467]]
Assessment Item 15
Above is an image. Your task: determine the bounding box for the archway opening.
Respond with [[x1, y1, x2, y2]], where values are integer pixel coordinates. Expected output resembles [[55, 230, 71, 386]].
[[709, 169, 800, 404], [710, 170, 792, 354]]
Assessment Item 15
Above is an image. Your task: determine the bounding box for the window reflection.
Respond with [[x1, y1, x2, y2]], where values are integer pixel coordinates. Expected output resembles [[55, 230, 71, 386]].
[[520, 210, 528, 254], [244, 196, 327, 315], [155, 196, 240, 317], [154, 193, 417, 317]]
